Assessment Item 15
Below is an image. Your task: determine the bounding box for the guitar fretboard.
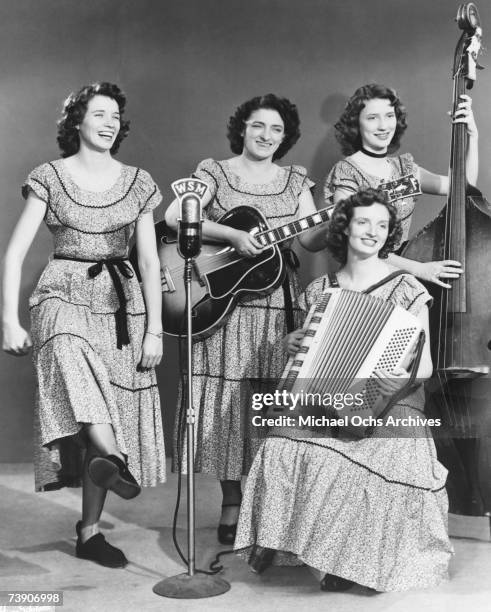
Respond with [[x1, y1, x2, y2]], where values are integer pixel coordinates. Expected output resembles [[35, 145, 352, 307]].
[[256, 208, 332, 247]]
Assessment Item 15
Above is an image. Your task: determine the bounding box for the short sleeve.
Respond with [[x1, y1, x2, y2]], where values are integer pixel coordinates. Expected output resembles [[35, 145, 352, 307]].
[[290, 165, 315, 196], [323, 160, 363, 207], [298, 275, 331, 312], [399, 152, 419, 177], [22, 163, 50, 203], [135, 169, 162, 217], [391, 274, 433, 316], [192, 158, 219, 203]]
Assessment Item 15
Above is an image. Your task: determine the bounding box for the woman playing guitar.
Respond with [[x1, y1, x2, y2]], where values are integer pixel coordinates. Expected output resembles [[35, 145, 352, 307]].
[[164, 94, 327, 544]]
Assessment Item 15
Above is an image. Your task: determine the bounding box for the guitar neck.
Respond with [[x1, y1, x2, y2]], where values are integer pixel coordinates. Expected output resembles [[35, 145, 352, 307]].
[[255, 206, 333, 247]]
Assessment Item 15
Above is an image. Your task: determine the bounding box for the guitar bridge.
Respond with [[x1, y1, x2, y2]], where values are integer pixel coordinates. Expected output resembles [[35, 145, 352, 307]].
[[192, 260, 207, 287]]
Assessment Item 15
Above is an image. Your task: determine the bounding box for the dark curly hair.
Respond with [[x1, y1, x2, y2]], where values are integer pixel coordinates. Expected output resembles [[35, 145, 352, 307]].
[[334, 84, 407, 156], [57, 82, 130, 157], [227, 94, 300, 160], [326, 188, 402, 264]]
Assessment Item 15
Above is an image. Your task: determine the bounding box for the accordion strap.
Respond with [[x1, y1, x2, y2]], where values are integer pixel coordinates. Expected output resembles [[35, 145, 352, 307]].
[[328, 270, 407, 293]]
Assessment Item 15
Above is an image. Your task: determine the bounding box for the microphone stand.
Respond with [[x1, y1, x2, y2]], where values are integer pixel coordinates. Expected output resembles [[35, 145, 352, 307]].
[[153, 253, 230, 599]]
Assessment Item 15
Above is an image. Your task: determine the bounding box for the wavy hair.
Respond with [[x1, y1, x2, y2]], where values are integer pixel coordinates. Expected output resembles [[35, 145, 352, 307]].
[[57, 82, 130, 157], [227, 94, 300, 160], [326, 188, 402, 264], [335, 84, 407, 156]]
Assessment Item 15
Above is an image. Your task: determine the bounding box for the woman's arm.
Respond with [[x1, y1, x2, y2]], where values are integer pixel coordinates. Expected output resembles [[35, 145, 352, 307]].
[[386, 253, 462, 289], [164, 195, 264, 257], [134, 212, 163, 368], [2, 194, 47, 355], [296, 189, 330, 252], [420, 93, 478, 195]]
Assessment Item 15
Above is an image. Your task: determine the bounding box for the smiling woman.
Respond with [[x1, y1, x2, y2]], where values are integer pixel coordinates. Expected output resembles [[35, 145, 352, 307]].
[[1, 81, 166, 568], [235, 189, 451, 592], [324, 83, 480, 288], [164, 93, 330, 545]]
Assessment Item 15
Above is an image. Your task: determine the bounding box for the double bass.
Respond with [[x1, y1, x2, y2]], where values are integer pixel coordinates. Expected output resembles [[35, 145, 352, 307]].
[[403, 2, 491, 533]]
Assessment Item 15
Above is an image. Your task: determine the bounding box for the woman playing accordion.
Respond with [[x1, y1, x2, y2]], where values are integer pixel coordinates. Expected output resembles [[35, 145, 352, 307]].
[[234, 188, 452, 592]]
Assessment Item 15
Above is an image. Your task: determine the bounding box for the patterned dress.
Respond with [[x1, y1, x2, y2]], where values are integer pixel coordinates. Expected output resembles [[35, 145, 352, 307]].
[[324, 154, 420, 246], [24, 159, 166, 491], [235, 273, 453, 592], [173, 158, 314, 480]]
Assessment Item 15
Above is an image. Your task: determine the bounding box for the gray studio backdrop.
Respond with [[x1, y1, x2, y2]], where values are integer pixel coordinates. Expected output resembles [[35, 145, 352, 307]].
[[1, 0, 490, 461]]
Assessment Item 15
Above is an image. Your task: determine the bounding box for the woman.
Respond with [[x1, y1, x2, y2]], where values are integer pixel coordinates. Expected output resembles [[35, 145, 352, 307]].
[[164, 94, 328, 544], [1, 82, 165, 567], [234, 188, 452, 592], [324, 83, 478, 287]]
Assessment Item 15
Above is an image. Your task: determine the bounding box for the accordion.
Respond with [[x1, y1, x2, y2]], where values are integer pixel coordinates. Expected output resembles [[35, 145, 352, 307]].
[[278, 289, 424, 433]]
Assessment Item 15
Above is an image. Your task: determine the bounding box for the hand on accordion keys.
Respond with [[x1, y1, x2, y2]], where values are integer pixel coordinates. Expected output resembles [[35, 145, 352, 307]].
[[372, 367, 411, 398], [283, 328, 308, 356]]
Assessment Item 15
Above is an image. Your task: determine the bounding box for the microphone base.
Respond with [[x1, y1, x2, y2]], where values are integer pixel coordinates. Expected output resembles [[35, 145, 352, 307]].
[[153, 572, 231, 599]]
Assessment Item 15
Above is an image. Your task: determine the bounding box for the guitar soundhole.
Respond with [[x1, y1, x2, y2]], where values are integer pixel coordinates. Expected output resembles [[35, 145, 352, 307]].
[[487, 340, 491, 350]]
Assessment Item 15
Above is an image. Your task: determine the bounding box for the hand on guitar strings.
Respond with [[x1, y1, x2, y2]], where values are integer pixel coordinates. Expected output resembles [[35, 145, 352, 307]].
[[283, 328, 307, 356], [414, 259, 463, 288], [450, 94, 478, 138], [229, 228, 265, 258]]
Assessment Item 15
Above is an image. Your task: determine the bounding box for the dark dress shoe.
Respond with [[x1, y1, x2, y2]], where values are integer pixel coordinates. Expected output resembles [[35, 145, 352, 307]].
[[75, 522, 128, 568], [88, 455, 141, 499], [320, 573, 355, 592], [217, 523, 237, 545], [217, 503, 240, 545], [249, 546, 275, 574]]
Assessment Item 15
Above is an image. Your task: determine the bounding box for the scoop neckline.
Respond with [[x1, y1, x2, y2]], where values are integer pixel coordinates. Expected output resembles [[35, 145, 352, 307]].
[[58, 159, 125, 194], [221, 159, 286, 187], [344, 154, 400, 181]]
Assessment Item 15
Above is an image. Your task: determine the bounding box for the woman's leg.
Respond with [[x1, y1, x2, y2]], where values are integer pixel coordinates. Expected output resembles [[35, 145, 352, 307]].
[[83, 423, 140, 499], [84, 423, 124, 461], [220, 479, 242, 524], [81, 442, 107, 537], [76, 442, 128, 568]]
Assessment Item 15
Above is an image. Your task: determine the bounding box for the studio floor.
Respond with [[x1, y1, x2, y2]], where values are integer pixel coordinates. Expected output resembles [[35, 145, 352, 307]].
[[0, 464, 490, 612]]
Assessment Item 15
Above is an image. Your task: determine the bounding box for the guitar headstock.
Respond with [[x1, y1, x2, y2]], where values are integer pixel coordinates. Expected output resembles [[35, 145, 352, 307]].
[[455, 3, 483, 88]]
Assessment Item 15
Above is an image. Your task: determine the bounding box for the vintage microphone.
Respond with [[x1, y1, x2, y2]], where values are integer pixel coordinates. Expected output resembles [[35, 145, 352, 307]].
[[178, 194, 202, 259], [153, 179, 230, 599]]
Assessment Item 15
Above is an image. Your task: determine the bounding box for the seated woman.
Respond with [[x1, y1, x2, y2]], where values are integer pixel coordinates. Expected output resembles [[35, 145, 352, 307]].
[[324, 83, 478, 288], [234, 188, 452, 592]]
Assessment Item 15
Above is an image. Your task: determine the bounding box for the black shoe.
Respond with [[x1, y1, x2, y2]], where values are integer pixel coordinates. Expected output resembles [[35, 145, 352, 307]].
[[88, 455, 141, 499], [320, 573, 355, 592], [217, 504, 240, 546], [75, 522, 128, 568], [249, 546, 275, 574]]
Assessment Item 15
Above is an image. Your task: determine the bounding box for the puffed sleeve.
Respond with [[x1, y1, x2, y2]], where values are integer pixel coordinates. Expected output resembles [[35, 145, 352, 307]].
[[134, 169, 163, 217], [298, 275, 331, 312], [391, 273, 433, 316], [21, 163, 50, 203], [398, 152, 421, 185], [290, 165, 315, 196], [323, 160, 363, 207], [192, 158, 219, 205]]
